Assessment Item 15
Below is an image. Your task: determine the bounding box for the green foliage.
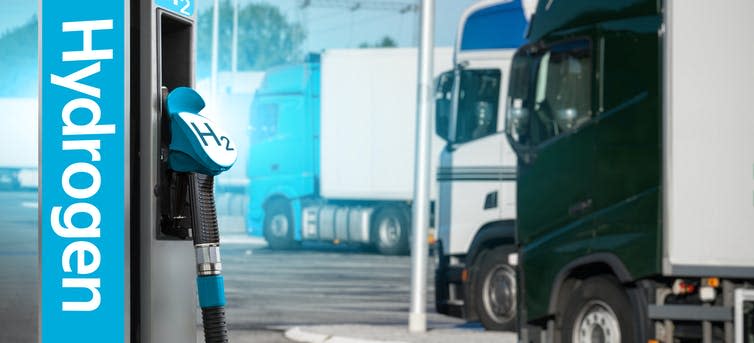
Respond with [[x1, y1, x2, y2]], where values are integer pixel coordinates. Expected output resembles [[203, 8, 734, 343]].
[[358, 35, 397, 49], [0, 3, 305, 94], [0, 16, 37, 97], [197, 1, 306, 77]]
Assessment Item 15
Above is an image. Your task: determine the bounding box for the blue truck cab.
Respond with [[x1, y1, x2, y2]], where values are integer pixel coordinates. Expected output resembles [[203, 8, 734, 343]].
[[247, 56, 320, 248]]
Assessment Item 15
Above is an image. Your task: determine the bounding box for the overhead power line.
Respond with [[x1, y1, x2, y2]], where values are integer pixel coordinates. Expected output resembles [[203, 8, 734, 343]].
[[298, 0, 419, 14]]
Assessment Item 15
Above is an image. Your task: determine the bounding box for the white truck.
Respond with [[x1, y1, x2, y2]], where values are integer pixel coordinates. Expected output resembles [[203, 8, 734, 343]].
[[0, 98, 38, 189], [247, 48, 452, 254], [433, 0, 533, 330]]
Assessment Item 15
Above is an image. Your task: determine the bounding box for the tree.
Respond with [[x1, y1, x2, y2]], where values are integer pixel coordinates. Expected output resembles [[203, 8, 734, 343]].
[[0, 16, 37, 97], [358, 35, 397, 49], [196, 1, 306, 77]]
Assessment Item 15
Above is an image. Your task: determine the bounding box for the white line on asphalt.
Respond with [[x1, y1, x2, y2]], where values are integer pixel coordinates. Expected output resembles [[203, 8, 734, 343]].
[[220, 235, 268, 246], [285, 327, 330, 343], [285, 327, 407, 343]]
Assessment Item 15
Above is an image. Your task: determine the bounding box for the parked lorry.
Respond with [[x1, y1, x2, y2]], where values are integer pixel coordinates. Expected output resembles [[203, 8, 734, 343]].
[[502, 0, 754, 341], [247, 48, 452, 254], [0, 98, 37, 190], [433, 0, 532, 330]]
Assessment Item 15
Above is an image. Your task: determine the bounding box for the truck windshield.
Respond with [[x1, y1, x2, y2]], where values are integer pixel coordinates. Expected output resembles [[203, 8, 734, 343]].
[[506, 39, 592, 150], [455, 69, 502, 144]]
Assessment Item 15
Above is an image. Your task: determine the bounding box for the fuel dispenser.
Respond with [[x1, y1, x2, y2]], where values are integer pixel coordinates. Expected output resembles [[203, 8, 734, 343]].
[[40, 0, 236, 342], [137, 2, 237, 342]]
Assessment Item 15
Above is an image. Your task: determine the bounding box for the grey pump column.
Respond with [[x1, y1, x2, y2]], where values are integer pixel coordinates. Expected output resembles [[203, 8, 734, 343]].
[[132, 0, 198, 341]]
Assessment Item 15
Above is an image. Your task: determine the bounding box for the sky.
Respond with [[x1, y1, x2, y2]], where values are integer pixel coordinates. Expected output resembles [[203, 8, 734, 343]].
[[0, 1, 479, 50]]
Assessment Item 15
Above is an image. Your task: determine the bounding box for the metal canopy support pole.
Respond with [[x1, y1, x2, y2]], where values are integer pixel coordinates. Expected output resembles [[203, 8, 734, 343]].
[[231, 0, 238, 73], [211, 0, 220, 105], [409, 0, 434, 334]]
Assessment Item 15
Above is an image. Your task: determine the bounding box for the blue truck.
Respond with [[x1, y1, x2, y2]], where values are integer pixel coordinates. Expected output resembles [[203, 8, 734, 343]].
[[247, 48, 452, 254]]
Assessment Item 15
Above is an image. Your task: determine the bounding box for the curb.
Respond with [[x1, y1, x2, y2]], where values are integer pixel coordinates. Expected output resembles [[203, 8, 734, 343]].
[[284, 327, 407, 343], [219, 235, 267, 246]]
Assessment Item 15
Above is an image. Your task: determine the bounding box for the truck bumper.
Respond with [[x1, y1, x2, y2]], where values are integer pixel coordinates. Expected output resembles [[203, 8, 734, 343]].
[[434, 242, 473, 320]]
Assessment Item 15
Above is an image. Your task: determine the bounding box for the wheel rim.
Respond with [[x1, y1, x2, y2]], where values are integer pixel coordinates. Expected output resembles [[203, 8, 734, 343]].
[[572, 300, 621, 343], [482, 264, 517, 323], [269, 214, 289, 238], [377, 216, 401, 247]]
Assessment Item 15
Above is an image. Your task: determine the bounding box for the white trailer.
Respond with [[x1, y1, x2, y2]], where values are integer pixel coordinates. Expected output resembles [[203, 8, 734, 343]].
[[319, 48, 451, 201], [663, 0, 754, 278], [660, 2, 754, 338], [300, 48, 453, 254], [0, 98, 37, 189]]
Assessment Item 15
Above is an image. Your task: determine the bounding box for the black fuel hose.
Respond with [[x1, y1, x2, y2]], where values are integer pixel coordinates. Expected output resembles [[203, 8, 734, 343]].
[[190, 173, 229, 343]]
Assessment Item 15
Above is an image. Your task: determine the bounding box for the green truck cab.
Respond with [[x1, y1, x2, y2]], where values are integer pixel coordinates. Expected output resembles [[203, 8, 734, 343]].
[[505, 0, 754, 341]]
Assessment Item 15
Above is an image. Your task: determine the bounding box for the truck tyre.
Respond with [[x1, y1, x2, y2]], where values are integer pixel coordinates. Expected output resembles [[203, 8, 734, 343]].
[[473, 246, 517, 331], [372, 206, 409, 255], [560, 275, 635, 343], [264, 199, 296, 250]]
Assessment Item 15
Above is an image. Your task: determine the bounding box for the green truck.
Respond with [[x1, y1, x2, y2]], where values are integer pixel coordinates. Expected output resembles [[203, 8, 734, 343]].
[[503, 0, 754, 341]]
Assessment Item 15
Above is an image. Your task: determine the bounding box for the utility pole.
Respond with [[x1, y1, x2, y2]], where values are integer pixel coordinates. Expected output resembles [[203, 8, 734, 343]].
[[210, 0, 220, 104], [231, 0, 239, 73], [299, 0, 418, 13], [409, 0, 433, 334]]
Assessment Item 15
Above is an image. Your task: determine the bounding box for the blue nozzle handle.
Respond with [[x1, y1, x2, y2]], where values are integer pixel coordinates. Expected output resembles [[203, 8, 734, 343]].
[[165, 87, 238, 176]]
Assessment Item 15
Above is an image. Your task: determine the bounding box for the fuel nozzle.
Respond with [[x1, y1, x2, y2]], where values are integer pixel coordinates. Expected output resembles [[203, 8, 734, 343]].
[[165, 87, 237, 343]]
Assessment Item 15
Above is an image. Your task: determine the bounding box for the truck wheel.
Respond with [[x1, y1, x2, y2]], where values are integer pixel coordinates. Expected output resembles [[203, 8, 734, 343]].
[[473, 246, 517, 331], [264, 199, 295, 250], [561, 275, 635, 343], [373, 206, 409, 255]]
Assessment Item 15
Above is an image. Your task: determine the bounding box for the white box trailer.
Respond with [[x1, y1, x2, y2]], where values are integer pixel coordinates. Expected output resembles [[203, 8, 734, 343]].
[[269, 47, 455, 254], [663, 0, 754, 277], [0, 98, 37, 189], [319, 48, 453, 201]]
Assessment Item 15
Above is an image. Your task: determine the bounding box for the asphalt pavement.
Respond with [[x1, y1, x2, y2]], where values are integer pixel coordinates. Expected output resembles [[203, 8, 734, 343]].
[[0, 191, 507, 342], [0, 190, 38, 342], [218, 215, 514, 343]]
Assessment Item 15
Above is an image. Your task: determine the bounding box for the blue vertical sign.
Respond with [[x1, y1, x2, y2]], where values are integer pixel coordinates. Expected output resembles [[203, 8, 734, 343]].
[[40, 1, 126, 342]]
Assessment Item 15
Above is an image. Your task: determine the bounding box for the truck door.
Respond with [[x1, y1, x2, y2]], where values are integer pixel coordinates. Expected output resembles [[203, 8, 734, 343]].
[[512, 39, 597, 304], [591, 26, 661, 272]]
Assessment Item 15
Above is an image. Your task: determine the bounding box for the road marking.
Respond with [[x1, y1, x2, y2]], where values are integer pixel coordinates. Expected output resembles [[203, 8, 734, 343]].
[[285, 326, 408, 343], [220, 235, 267, 247], [21, 202, 37, 209]]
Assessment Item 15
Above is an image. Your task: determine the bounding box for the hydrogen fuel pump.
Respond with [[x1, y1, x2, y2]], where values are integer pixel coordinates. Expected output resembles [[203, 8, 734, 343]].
[[135, 1, 239, 339], [134, 2, 236, 343]]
